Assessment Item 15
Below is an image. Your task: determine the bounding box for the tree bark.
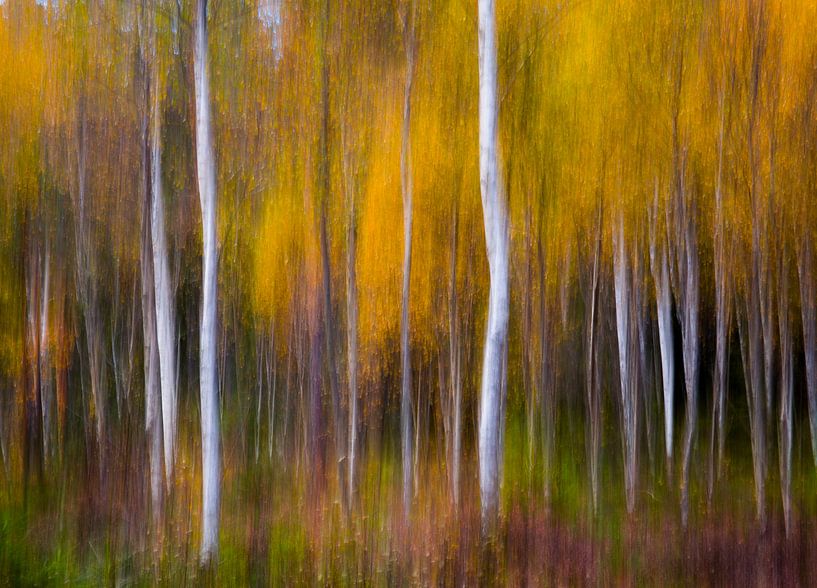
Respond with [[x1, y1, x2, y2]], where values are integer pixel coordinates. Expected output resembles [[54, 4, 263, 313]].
[[710, 91, 730, 494], [477, 0, 509, 532], [344, 150, 359, 513], [777, 240, 793, 535], [149, 35, 178, 486], [193, 0, 221, 562], [400, 8, 416, 518], [141, 123, 164, 526], [649, 182, 675, 469], [584, 201, 602, 514], [613, 216, 638, 514], [798, 238, 817, 465]]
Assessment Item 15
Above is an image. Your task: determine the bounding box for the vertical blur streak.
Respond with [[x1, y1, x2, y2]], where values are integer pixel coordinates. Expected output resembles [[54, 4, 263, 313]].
[[649, 181, 674, 472], [711, 85, 731, 490], [613, 214, 637, 515], [399, 0, 415, 520], [149, 6, 178, 487], [311, 0, 347, 511], [193, 0, 221, 563], [140, 70, 164, 526], [584, 201, 602, 514], [477, 0, 509, 533], [138, 4, 164, 527], [344, 140, 359, 514], [799, 239, 817, 466], [74, 89, 106, 468]]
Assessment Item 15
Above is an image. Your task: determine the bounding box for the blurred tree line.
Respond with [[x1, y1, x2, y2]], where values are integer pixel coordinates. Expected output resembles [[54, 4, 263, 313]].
[[0, 0, 816, 564]]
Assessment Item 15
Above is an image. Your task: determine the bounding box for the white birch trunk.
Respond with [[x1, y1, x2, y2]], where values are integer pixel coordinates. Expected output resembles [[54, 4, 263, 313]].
[[39, 247, 51, 461], [798, 239, 817, 466], [140, 55, 164, 521], [149, 47, 178, 485], [777, 245, 793, 535], [678, 200, 699, 527], [584, 207, 602, 513], [614, 217, 638, 514], [400, 21, 415, 517], [446, 201, 462, 506], [739, 265, 767, 525], [477, 0, 509, 531], [345, 172, 358, 513], [712, 92, 730, 477], [649, 184, 675, 465], [142, 180, 164, 525], [194, 0, 221, 562]]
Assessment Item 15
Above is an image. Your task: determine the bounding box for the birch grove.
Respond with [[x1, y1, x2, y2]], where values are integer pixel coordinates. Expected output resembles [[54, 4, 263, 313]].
[[2, 0, 817, 580]]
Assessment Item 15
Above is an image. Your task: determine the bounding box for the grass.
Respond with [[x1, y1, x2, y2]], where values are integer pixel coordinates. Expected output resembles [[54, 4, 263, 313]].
[[1, 395, 816, 585]]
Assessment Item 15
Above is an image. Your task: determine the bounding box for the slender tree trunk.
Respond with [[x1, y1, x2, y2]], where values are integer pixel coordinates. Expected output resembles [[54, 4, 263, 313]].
[[667, 148, 700, 526], [193, 0, 221, 562], [141, 133, 164, 528], [522, 206, 535, 483], [345, 161, 359, 513], [538, 232, 553, 503], [400, 13, 416, 518], [477, 0, 509, 532], [777, 240, 793, 535], [613, 216, 638, 514], [23, 226, 43, 487], [446, 196, 462, 506], [75, 94, 106, 465], [22, 221, 38, 493], [584, 202, 602, 514], [55, 287, 68, 456], [710, 92, 730, 495], [738, 271, 766, 525], [678, 196, 699, 527], [649, 182, 675, 470], [744, 27, 768, 524], [265, 320, 278, 460], [759, 213, 775, 447], [749, 214, 768, 525], [138, 40, 165, 524], [255, 330, 263, 464], [39, 245, 51, 463], [306, 275, 325, 496], [317, 0, 346, 508], [798, 238, 817, 465], [111, 265, 124, 420], [637, 264, 654, 478], [149, 36, 178, 486]]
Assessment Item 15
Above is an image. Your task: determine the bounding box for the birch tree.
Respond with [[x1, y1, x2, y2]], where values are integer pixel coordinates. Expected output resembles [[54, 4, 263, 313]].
[[446, 198, 463, 506], [137, 5, 165, 526], [193, 0, 221, 562], [777, 232, 793, 534], [399, 0, 417, 518], [649, 182, 675, 470], [709, 86, 731, 492], [141, 113, 164, 525], [668, 150, 700, 526], [798, 237, 817, 465], [477, 0, 509, 532], [613, 215, 639, 514], [582, 200, 603, 513], [148, 11, 178, 486]]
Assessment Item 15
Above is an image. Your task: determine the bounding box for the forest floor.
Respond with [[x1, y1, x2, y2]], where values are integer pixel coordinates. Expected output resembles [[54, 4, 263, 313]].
[[1, 407, 816, 585]]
